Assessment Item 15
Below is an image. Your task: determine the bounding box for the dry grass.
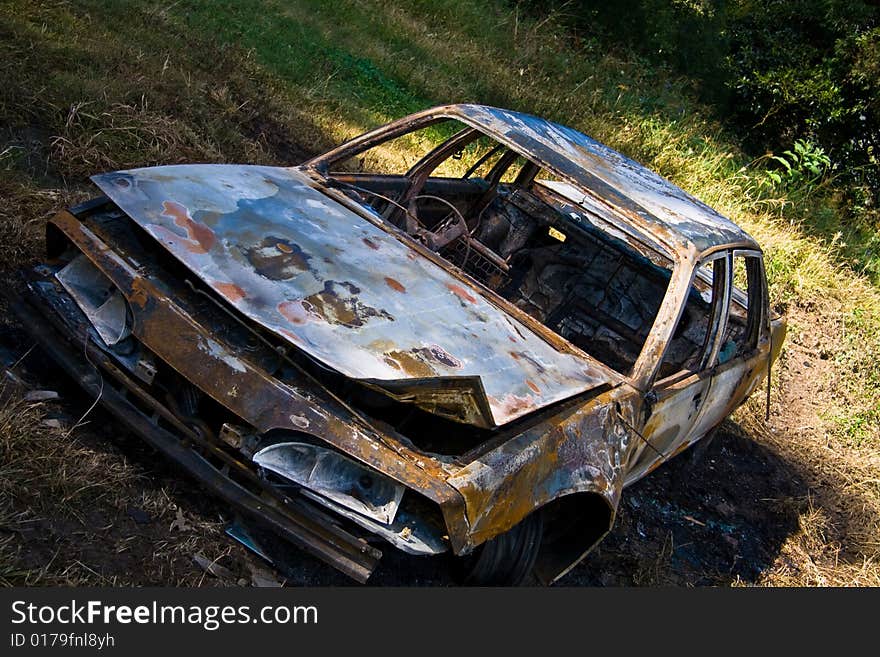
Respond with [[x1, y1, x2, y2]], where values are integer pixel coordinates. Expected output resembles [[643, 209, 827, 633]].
[[0, 0, 877, 587], [0, 377, 254, 586], [0, 0, 308, 586], [733, 303, 880, 586], [0, 178, 83, 269]]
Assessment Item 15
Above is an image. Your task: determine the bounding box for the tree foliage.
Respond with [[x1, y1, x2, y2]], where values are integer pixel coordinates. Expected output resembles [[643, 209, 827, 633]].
[[522, 0, 880, 198]]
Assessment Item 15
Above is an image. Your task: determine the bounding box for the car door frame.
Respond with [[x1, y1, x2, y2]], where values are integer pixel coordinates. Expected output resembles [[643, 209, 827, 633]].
[[624, 249, 736, 483], [686, 248, 771, 437]]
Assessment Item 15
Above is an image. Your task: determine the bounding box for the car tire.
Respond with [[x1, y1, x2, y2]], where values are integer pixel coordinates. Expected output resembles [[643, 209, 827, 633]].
[[458, 511, 544, 586]]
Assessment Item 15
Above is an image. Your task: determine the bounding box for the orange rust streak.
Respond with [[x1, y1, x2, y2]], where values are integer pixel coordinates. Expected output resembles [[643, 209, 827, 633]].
[[129, 278, 150, 309], [384, 276, 406, 293], [526, 379, 541, 394], [215, 282, 246, 303], [446, 282, 477, 304], [278, 300, 309, 325], [161, 200, 216, 254]]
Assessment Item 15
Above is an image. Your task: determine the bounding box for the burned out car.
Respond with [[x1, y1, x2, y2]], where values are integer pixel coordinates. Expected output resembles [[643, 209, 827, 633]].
[[12, 104, 785, 584]]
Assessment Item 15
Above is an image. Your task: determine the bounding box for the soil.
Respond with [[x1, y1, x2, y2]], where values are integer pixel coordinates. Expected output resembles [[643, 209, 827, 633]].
[[0, 308, 825, 587], [2, 0, 874, 588]]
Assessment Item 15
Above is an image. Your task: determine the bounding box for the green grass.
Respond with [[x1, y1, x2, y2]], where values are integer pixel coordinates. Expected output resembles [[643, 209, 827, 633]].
[[170, 0, 880, 292], [2, 0, 877, 449], [1, 0, 879, 585]]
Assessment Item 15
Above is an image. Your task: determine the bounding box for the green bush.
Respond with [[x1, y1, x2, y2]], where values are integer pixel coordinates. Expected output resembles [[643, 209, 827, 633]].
[[761, 139, 832, 196], [518, 0, 879, 202]]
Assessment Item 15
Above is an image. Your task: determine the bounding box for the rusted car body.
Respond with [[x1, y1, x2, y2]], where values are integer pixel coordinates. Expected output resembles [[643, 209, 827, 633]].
[[12, 104, 785, 584]]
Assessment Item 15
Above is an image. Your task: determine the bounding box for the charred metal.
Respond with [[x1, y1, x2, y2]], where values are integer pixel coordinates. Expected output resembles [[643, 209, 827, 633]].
[[11, 104, 785, 585]]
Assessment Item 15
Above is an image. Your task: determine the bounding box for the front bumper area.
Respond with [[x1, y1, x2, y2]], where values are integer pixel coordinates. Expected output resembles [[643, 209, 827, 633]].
[[16, 205, 626, 584], [10, 291, 385, 582]]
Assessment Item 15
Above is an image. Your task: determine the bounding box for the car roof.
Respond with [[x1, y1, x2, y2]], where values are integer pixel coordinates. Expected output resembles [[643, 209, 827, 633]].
[[433, 104, 759, 255]]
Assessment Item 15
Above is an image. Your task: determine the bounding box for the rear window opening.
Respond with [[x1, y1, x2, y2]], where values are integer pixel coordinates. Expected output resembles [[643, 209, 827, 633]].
[[322, 120, 675, 376]]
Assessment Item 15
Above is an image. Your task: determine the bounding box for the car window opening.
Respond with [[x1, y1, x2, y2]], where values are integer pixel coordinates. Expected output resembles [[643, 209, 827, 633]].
[[658, 252, 761, 380], [325, 120, 677, 377]]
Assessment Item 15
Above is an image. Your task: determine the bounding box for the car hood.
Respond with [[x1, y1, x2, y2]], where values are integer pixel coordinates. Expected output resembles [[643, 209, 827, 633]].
[[92, 164, 618, 426]]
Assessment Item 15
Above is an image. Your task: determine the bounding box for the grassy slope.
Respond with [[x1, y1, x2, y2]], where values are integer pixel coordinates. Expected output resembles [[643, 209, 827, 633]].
[[1, 0, 877, 585]]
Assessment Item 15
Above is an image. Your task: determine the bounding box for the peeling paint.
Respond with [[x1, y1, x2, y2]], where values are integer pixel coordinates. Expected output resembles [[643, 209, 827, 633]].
[[199, 336, 247, 373], [289, 414, 310, 429], [92, 164, 614, 426], [24, 103, 783, 585]]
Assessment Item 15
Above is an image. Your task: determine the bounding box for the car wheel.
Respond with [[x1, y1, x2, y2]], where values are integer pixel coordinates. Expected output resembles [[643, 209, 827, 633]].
[[458, 511, 543, 586]]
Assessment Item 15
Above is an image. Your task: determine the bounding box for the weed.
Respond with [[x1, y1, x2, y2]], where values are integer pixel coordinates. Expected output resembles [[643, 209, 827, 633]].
[[0, 0, 878, 586]]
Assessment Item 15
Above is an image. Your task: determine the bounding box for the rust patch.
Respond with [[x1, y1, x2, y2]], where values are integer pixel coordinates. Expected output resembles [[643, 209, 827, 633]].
[[526, 379, 541, 394], [303, 281, 394, 328], [362, 237, 380, 250], [384, 350, 436, 378], [129, 277, 150, 309], [446, 282, 477, 305], [161, 200, 215, 254], [382, 356, 403, 371], [215, 281, 246, 302], [367, 338, 396, 351], [383, 344, 463, 377], [384, 276, 406, 293], [245, 236, 312, 280]]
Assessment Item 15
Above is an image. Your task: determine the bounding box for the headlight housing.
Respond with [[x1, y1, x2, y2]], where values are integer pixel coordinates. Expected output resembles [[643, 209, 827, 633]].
[[254, 441, 404, 524], [56, 254, 131, 346]]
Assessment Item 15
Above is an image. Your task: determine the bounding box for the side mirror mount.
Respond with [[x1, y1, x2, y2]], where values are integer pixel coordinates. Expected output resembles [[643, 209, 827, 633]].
[[643, 390, 658, 423]]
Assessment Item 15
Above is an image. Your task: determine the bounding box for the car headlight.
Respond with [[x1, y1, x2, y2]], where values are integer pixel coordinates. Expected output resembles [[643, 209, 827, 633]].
[[253, 442, 404, 525], [56, 254, 131, 346]]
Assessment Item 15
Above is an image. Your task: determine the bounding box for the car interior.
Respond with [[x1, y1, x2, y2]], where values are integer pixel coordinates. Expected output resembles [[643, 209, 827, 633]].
[[318, 120, 749, 378]]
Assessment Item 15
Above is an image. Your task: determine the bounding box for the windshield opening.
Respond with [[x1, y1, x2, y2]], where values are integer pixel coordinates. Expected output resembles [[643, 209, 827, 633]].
[[321, 120, 674, 376]]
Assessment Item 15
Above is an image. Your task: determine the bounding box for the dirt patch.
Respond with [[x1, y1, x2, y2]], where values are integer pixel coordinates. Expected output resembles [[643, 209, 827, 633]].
[[1, 0, 877, 588], [743, 305, 880, 585], [0, 312, 850, 588], [564, 424, 808, 585]]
